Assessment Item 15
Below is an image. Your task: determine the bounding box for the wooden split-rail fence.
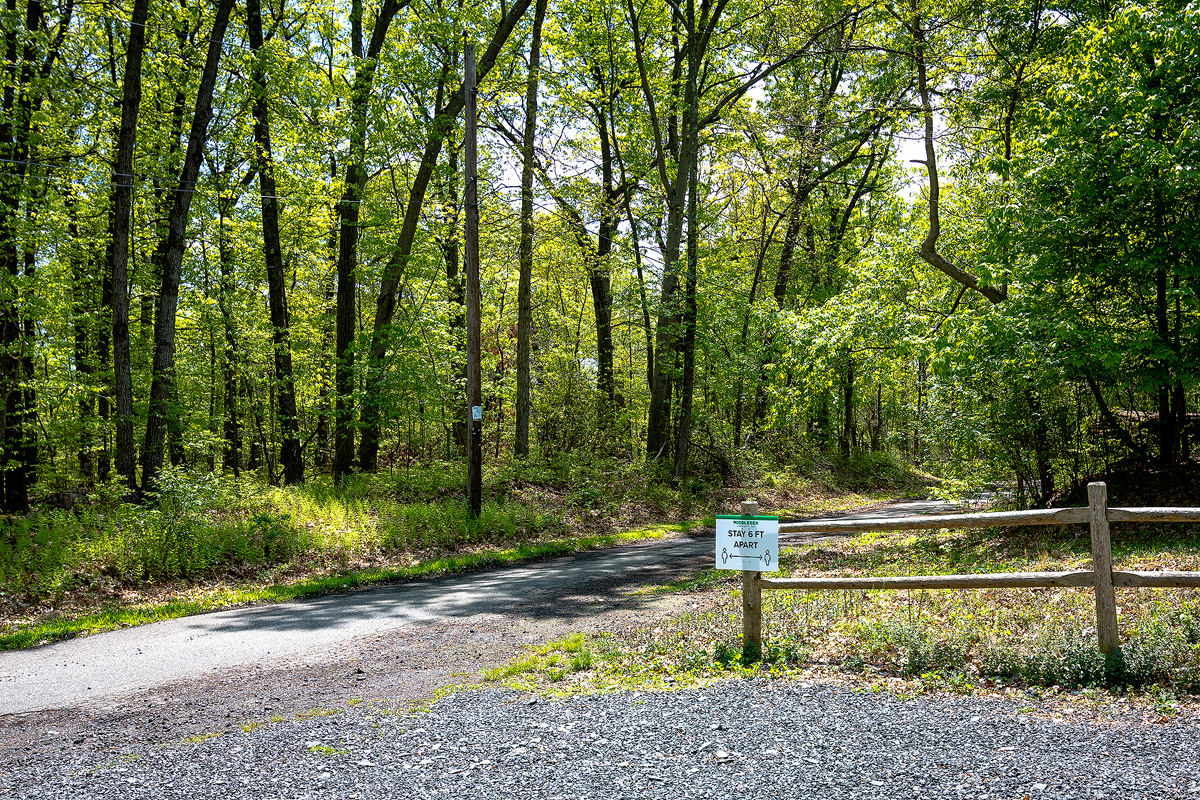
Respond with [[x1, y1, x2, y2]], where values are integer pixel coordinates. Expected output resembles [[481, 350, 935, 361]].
[[738, 483, 1200, 658]]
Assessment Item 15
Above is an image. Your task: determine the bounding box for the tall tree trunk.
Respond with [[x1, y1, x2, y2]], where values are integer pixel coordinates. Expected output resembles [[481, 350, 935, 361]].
[[68, 188, 94, 479], [143, 85, 188, 335], [18, 192, 40, 494], [672, 112, 700, 481], [245, 379, 262, 471], [840, 358, 853, 458], [97, 230, 113, 481], [1, 5, 28, 511], [248, 0, 302, 483], [1175, 382, 1188, 461], [441, 133, 466, 455], [869, 384, 883, 451], [1026, 390, 1054, 504], [644, 175, 689, 459], [914, 358, 925, 461], [141, 14, 193, 335], [1153, 267, 1177, 469], [315, 262, 333, 472], [359, 0, 533, 471], [733, 192, 775, 451], [671, 5, 702, 480], [589, 81, 620, 426], [0, 0, 73, 510], [141, 0, 236, 489], [334, 0, 405, 477], [316, 160, 337, 473], [110, 0, 148, 493], [588, 242, 617, 426], [752, 201, 804, 433], [216, 196, 240, 476], [773, 199, 802, 305], [515, 0, 547, 458], [637, 0, 709, 460]]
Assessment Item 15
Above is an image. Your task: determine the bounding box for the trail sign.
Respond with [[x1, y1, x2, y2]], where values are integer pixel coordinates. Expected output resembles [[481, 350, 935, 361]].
[[716, 515, 779, 572]]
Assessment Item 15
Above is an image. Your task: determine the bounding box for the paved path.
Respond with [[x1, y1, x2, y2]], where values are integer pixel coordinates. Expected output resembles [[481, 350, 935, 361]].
[[0, 537, 712, 715], [0, 499, 958, 716], [782, 498, 958, 527]]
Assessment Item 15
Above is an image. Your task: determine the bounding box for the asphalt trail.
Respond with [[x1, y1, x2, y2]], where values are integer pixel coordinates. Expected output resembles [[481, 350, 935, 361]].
[[0, 499, 957, 715]]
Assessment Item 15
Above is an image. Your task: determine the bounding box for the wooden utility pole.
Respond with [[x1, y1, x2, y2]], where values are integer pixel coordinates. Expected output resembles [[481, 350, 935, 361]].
[[464, 40, 483, 516]]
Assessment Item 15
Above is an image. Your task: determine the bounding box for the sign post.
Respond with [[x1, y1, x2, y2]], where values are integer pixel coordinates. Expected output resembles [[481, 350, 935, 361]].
[[716, 500, 778, 661]]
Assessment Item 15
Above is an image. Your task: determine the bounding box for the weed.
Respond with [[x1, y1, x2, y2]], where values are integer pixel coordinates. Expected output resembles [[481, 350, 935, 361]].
[[482, 633, 597, 688], [182, 732, 222, 744], [917, 670, 974, 695], [295, 708, 339, 719], [1150, 684, 1179, 717], [308, 744, 346, 756], [476, 521, 1200, 700]]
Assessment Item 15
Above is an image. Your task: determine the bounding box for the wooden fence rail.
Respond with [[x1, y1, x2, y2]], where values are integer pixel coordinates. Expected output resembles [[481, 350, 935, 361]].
[[739, 483, 1200, 659]]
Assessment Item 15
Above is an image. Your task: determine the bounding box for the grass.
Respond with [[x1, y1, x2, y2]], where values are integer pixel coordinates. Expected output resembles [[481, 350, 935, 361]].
[[482, 633, 596, 684], [182, 732, 222, 744], [0, 519, 698, 650], [3, 452, 923, 650], [307, 744, 346, 756], [480, 520, 1200, 703]]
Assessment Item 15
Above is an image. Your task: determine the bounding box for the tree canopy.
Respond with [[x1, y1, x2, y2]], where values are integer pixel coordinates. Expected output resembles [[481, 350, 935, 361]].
[[1, 0, 1197, 510]]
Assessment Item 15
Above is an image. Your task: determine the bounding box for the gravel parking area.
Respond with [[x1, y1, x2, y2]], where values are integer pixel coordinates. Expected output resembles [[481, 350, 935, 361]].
[[8, 679, 1200, 799]]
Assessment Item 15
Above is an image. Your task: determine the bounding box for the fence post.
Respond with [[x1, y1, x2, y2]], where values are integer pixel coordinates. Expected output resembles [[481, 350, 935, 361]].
[[1088, 482, 1119, 654], [741, 499, 762, 661]]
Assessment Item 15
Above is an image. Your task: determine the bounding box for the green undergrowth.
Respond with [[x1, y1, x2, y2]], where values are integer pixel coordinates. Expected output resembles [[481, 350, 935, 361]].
[[5, 460, 713, 600], [752, 458, 926, 520], [1, 451, 924, 651], [0, 474, 700, 652], [484, 522, 1200, 702]]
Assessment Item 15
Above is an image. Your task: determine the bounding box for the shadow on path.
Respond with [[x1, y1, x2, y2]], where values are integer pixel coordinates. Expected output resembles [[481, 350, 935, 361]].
[[0, 536, 711, 715], [0, 498, 962, 717]]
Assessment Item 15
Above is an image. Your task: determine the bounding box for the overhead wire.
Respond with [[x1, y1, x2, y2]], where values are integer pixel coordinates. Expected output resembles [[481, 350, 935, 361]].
[[83, 8, 355, 80], [1, 166, 798, 298], [30, 11, 855, 274], [0, 153, 676, 274], [0, 155, 347, 204]]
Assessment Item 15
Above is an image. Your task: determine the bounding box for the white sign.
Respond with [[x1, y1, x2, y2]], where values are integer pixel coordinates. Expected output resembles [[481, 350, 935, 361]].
[[471, 405, 483, 421], [715, 515, 779, 572]]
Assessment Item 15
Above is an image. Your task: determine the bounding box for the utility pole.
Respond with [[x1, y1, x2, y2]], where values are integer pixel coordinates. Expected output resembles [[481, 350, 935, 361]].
[[464, 39, 483, 516]]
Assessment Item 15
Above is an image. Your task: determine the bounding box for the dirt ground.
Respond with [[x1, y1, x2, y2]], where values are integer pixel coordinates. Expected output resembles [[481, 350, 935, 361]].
[[0, 537, 714, 778]]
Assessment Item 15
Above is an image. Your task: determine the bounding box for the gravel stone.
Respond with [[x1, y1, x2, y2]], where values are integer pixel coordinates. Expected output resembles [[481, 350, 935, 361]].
[[6, 679, 1199, 799]]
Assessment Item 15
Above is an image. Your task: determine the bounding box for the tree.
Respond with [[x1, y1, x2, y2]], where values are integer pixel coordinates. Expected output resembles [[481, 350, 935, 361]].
[[1018, 0, 1200, 469], [0, 0, 74, 511], [332, 0, 407, 478], [515, 0, 548, 457], [357, 0, 534, 472], [141, 0, 237, 491], [248, 0, 302, 483], [628, 0, 847, 465]]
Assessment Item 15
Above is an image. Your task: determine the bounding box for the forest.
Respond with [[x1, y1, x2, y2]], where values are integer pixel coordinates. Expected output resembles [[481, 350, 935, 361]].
[[1, 0, 1197, 515]]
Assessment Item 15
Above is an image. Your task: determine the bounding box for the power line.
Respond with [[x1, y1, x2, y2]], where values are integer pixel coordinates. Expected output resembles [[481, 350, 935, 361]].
[[84, 7, 469, 87], [0, 156, 673, 272], [0, 158, 347, 204], [1, 154, 714, 279], [87, 9, 352, 79]]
